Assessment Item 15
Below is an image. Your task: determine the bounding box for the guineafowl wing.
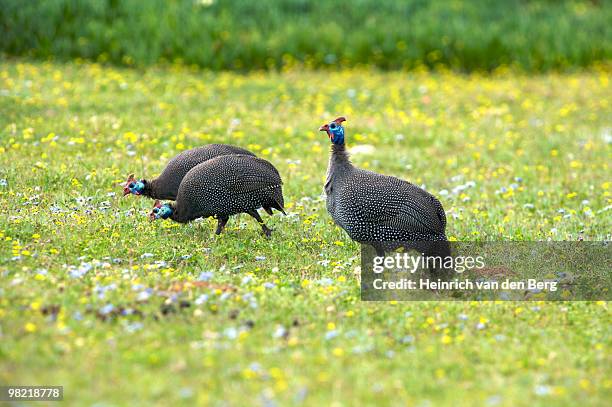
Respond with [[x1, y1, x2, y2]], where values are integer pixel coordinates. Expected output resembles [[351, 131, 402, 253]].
[[153, 145, 256, 199], [430, 194, 447, 230], [225, 156, 283, 194], [348, 170, 445, 235]]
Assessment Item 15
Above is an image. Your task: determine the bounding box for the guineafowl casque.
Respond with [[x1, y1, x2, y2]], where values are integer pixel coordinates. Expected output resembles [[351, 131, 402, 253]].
[[149, 154, 285, 237], [319, 117, 450, 269], [123, 144, 255, 199]]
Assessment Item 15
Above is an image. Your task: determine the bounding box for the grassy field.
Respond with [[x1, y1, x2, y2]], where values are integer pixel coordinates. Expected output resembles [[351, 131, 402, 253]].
[[0, 60, 610, 406]]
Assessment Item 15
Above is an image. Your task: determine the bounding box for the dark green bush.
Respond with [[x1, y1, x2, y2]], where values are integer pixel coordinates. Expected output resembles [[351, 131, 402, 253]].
[[1, 0, 610, 71]]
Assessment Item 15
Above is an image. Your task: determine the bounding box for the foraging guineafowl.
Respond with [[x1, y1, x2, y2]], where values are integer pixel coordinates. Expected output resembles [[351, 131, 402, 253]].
[[123, 144, 255, 199], [149, 154, 285, 237], [319, 117, 449, 261]]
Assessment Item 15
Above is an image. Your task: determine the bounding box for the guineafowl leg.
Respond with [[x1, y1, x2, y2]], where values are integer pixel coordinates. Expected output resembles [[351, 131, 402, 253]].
[[421, 240, 453, 279], [371, 243, 386, 257], [246, 209, 273, 237], [215, 216, 229, 235]]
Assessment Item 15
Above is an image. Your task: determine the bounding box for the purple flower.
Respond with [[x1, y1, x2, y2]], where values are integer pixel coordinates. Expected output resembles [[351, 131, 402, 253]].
[[69, 262, 92, 279], [400, 335, 415, 344], [273, 326, 287, 339], [325, 330, 339, 340], [195, 294, 209, 305], [198, 271, 214, 281], [125, 322, 144, 333], [99, 304, 115, 315], [224, 327, 238, 339], [137, 291, 151, 301]]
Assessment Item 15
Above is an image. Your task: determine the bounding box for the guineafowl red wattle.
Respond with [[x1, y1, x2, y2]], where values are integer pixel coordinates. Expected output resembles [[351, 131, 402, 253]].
[[149, 154, 285, 237], [123, 144, 256, 199], [319, 117, 450, 263]]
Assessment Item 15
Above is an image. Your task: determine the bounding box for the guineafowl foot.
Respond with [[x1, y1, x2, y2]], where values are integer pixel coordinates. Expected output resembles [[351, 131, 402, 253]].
[[215, 216, 229, 235], [247, 210, 273, 238], [371, 244, 386, 257], [261, 226, 273, 237]]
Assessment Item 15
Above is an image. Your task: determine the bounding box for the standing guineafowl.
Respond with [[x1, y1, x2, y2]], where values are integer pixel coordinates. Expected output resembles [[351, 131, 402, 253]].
[[319, 117, 450, 263], [123, 144, 256, 199], [149, 154, 285, 237]]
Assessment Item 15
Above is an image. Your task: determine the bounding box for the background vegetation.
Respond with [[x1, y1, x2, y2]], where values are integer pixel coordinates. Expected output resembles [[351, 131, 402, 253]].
[[1, 0, 611, 72], [1, 0, 610, 405], [0, 61, 610, 405]]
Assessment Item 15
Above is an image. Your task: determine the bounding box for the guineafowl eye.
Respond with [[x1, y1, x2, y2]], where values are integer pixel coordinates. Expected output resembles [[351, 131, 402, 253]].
[[329, 122, 338, 130], [129, 182, 135, 188], [153, 208, 159, 213]]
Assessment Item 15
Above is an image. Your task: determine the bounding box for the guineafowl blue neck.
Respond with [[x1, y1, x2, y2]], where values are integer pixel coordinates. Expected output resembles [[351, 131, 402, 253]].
[[329, 125, 345, 145], [330, 133, 344, 145]]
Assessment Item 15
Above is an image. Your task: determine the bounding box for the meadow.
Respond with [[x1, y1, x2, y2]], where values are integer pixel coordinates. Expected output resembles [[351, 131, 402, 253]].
[[0, 60, 611, 405]]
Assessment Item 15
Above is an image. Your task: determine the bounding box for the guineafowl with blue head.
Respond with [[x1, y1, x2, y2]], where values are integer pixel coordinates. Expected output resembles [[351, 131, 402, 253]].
[[319, 117, 450, 272], [123, 144, 256, 200], [149, 154, 285, 237]]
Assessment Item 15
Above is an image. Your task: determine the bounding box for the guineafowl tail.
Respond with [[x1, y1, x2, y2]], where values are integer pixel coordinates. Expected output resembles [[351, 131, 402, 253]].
[[270, 187, 286, 215], [400, 238, 453, 279], [423, 239, 451, 259]]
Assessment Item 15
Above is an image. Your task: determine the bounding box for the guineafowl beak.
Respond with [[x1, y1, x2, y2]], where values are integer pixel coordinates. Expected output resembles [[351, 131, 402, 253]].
[[320, 117, 346, 141], [149, 200, 163, 221], [319, 124, 333, 141], [123, 174, 136, 196]]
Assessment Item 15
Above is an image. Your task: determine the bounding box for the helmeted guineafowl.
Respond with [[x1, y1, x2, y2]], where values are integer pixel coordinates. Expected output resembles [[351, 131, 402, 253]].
[[123, 144, 256, 199], [319, 117, 450, 264], [149, 154, 285, 237]]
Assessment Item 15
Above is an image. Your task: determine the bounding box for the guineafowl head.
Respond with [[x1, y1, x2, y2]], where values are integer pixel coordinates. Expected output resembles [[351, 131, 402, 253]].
[[149, 200, 173, 221], [123, 174, 146, 196], [319, 117, 346, 145]]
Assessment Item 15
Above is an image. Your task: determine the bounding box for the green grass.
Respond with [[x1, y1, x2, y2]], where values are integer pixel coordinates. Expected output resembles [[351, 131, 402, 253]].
[[1, 0, 611, 72], [0, 60, 611, 406]]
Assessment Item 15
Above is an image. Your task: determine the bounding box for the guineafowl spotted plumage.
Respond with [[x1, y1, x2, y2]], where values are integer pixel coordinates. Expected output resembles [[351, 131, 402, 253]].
[[123, 144, 256, 200], [319, 117, 450, 264], [149, 154, 285, 237]]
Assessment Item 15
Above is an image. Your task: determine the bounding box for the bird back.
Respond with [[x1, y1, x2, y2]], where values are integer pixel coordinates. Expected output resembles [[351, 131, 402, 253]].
[[330, 167, 446, 242], [152, 144, 256, 199], [175, 154, 284, 220]]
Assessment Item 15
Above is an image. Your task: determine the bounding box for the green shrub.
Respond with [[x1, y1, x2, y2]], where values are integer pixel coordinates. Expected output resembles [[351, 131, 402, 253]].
[[0, 0, 610, 71]]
